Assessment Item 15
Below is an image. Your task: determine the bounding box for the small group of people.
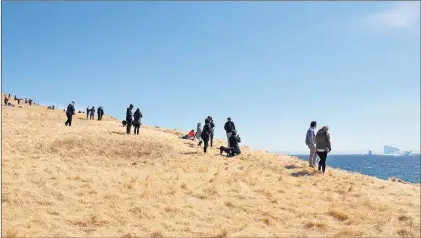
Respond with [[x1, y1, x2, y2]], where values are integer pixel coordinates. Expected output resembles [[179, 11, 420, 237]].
[[126, 104, 143, 135], [305, 121, 332, 173], [190, 116, 241, 157], [4, 94, 34, 106], [86, 106, 104, 120]]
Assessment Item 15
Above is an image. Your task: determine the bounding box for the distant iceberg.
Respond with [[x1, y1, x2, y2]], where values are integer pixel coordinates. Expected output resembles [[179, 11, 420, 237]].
[[384, 145, 400, 156]]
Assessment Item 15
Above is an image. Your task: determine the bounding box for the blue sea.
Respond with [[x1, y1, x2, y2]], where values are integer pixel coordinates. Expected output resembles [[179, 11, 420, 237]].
[[292, 154, 420, 183]]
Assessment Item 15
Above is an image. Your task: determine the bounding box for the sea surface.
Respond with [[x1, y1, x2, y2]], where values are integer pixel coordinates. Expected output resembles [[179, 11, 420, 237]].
[[292, 154, 420, 183]]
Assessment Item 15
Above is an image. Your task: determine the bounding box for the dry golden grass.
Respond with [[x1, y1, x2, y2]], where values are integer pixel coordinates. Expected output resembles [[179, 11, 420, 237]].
[[2, 100, 421, 237]]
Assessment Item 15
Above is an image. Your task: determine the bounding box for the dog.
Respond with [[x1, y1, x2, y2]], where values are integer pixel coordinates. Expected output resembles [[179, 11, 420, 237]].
[[122, 120, 127, 127], [218, 146, 233, 156]]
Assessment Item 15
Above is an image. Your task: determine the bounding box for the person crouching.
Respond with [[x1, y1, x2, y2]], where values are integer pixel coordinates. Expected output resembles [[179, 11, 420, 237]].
[[228, 130, 241, 157]]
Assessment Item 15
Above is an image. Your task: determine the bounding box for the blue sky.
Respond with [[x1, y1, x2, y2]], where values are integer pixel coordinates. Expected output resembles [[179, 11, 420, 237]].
[[2, 1, 420, 153]]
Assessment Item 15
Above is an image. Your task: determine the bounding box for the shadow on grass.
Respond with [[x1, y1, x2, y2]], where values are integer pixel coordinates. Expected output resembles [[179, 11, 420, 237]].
[[290, 170, 315, 177], [181, 151, 200, 155], [109, 131, 126, 135], [285, 164, 302, 169]]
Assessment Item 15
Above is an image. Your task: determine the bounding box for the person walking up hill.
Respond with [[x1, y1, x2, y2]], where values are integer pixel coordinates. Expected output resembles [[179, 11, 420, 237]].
[[133, 108, 142, 135], [224, 117, 236, 147], [315, 126, 331, 173], [126, 104, 134, 135], [65, 101, 76, 126]]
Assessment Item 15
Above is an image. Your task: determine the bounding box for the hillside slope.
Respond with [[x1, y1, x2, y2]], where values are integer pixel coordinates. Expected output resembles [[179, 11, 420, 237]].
[[2, 103, 420, 237]]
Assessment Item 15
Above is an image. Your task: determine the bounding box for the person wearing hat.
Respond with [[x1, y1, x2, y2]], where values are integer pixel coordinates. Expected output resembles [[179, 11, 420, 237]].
[[126, 104, 134, 135], [196, 122, 203, 146], [224, 117, 236, 147], [65, 101, 76, 126]]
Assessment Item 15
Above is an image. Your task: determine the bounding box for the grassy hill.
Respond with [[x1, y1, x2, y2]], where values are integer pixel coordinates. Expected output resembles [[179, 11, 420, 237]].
[[2, 100, 420, 237]]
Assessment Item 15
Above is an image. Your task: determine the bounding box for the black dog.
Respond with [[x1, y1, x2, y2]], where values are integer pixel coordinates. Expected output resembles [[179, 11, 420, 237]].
[[218, 146, 233, 156], [122, 120, 127, 127]]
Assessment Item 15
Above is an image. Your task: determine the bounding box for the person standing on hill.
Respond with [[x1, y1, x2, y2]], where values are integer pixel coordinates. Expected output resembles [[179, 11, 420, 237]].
[[315, 126, 331, 173], [133, 108, 142, 135], [100, 107, 104, 120], [28, 99, 33, 106], [65, 101, 76, 126], [4, 94, 9, 106], [86, 106, 90, 120], [196, 122, 203, 146], [208, 116, 215, 147], [17, 98, 21, 105], [126, 104, 134, 135], [305, 121, 318, 168], [201, 118, 212, 153], [97, 106, 101, 120], [224, 117, 236, 147], [90, 106, 95, 120], [97, 106, 103, 121]]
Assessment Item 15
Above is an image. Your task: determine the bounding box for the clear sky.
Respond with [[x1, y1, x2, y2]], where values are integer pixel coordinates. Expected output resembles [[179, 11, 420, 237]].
[[2, 1, 420, 154]]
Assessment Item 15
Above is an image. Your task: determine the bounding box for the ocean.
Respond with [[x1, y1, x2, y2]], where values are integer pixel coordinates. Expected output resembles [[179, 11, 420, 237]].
[[292, 154, 420, 183]]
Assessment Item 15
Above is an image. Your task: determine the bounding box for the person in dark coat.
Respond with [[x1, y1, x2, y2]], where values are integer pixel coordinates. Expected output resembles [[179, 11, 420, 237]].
[[126, 104, 134, 135], [86, 106, 90, 120], [4, 94, 9, 106], [28, 99, 33, 106], [133, 108, 143, 135], [315, 126, 332, 173], [97, 106, 104, 121], [224, 117, 236, 147], [90, 106, 95, 120], [228, 130, 241, 156], [201, 118, 212, 153], [65, 101, 76, 126], [208, 116, 215, 147]]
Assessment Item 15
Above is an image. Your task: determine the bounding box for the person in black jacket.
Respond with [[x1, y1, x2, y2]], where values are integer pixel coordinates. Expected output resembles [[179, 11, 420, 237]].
[[126, 104, 134, 135], [86, 106, 90, 120], [201, 118, 212, 153], [90, 106, 95, 120], [208, 116, 215, 147], [97, 106, 104, 121], [228, 130, 241, 156], [224, 117, 236, 147], [133, 108, 142, 135], [65, 101, 76, 126]]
